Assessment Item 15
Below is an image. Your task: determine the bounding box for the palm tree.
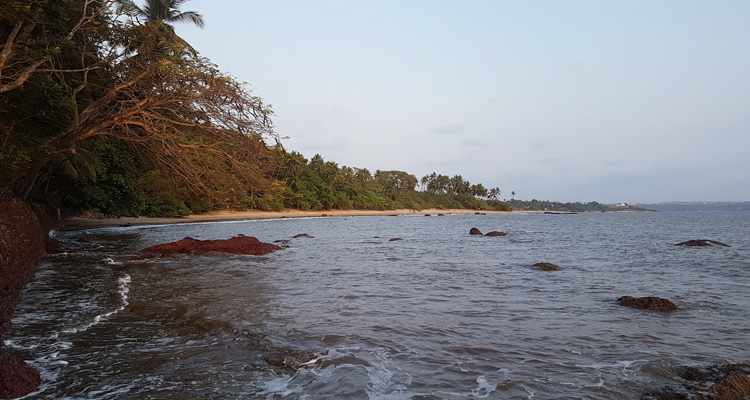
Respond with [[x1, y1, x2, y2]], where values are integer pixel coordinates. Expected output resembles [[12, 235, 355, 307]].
[[511, 191, 516, 200], [121, 0, 204, 28], [119, 0, 205, 57]]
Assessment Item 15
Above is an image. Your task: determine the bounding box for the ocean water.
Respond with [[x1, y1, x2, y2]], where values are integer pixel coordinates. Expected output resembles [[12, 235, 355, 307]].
[[6, 211, 750, 399]]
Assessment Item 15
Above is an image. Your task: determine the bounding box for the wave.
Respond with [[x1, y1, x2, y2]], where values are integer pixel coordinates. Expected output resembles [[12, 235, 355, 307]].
[[61, 274, 130, 334]]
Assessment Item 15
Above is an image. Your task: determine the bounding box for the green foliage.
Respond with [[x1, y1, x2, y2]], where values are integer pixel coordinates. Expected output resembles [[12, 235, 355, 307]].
[[1, 0, 524, 218], [73, 139, 146, 217]]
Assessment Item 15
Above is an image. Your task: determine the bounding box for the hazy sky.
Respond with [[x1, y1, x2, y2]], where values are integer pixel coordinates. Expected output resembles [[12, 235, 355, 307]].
[[179, 1, 750, 203]]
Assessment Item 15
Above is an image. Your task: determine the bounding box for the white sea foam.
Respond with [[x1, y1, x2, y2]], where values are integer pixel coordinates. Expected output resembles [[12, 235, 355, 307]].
[[470, 376, 497, 398], [62, 274, 131, 334]]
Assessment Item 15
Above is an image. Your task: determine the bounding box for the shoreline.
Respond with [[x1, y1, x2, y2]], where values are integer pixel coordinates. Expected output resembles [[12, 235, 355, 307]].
[[59, 208, 519, 231]]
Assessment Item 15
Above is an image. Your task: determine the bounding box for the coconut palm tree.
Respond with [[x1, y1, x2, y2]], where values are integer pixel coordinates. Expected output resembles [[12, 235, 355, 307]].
[[118, 0, 204, 57], [121, 0, 204, 28]]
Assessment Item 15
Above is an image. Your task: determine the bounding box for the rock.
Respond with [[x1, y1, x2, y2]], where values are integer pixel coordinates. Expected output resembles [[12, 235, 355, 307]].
[[485, 231, 507, 236], [293, 233, 313, 238], [0, 188, 49, 397], [709, 370, 750, 399], [389, 238, 402, 242], [140, 236, 282, 257], [469, 227, 483, 235], [645, 363, 750, 400], [437, 214, 444, 216], [676, 239, 730, 247], [424, 214, 431, 216], [617, 296, 679, 311], [534, 262, 560, 271], [0, 354, 41, 399]]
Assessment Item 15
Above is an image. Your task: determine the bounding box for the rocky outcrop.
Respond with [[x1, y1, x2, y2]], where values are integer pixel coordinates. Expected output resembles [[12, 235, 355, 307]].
[[0, 188, 48, 398], [644, 363, 750, 400], [617, 296, 679, 311], [469, 227, 483, 235], [534, 262, 560, 271], [676, 239, 730, 247], [140, 235, 282, 257], [485, 231, 507, 236], [293, 233, 313, 238], [0, 354, 40, 399]]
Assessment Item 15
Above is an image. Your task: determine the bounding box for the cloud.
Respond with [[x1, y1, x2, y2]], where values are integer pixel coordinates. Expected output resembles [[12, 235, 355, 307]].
[[431, 124, 465, 135]]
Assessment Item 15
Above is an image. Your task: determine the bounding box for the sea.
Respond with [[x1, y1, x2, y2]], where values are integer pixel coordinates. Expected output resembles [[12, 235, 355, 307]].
[[5, 210, 750, 399]]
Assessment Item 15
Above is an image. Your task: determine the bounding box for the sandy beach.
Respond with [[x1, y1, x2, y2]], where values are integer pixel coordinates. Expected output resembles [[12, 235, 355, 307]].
[[59, 208, 515, 230]]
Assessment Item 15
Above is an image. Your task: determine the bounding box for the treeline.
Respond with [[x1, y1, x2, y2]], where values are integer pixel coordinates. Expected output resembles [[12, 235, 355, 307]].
[[508, 199, 646, 212], [0, 0, 512, 217], [259, 152, 511, 213]]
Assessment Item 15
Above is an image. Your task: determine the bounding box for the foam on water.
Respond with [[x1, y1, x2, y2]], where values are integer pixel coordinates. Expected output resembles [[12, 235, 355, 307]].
[[60, 273, 130, 334]]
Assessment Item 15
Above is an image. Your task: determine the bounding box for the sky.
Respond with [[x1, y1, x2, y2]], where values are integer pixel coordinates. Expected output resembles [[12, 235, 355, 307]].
[[179, 1, 750, 204]]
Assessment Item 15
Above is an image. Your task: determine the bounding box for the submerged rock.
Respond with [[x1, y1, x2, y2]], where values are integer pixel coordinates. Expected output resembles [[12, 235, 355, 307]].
[[643, 363, 750, 400], [485, 231, 507, 237], [469, 227, 483, 235], [389, 238, 402, 242], [617, 296, 679, 311], [676, 239, 730, 247], [534, 262, 560, 271], [140, 236, 282, 257], [293, 233, 313, 238]]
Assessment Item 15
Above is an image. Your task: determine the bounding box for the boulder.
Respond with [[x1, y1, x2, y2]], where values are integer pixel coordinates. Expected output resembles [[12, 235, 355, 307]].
[[140, 236, 282, 257], [469, 227, 483, 235], [293, 233, 313, 238], [389, 238, 402, 242], [645, 363, 750, 400], [485, 231, 507, 237], [676, 239, 730, 247], [534, 262, 560, 271], [0, 189, 47, 397], [0, 354, 41, 399], [617, 296, 679, 311]]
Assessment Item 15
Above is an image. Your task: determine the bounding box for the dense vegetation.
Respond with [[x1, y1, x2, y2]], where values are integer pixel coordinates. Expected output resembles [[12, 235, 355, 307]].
[[0, 0, 515, 217], [508, 200, 649, 212]]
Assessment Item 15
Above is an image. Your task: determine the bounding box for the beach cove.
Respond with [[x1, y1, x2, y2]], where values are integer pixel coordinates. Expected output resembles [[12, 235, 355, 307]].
[[6, 209, 750, 399]]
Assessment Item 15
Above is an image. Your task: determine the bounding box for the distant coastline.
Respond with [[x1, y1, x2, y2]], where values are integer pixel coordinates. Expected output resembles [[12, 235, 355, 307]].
[[639, 201, 750, 212]]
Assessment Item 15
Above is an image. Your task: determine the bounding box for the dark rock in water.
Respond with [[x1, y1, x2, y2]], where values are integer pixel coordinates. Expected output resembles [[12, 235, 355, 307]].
[[469, 227, 483, 235], [140, 236, 282, 257], [644, 363, 750, 400], [293, 233, 313, 238], [0, 188, 51, 397], [676, 239, 730, 247], [618, 296, 679, 311], [485, 231, 507, 237], [273, 239, 290, 244], [534, 262, 560, 271], [438, 214, 445, 216], [424, 214, 431, 216], [389, 238, 402, 242], [0, 354, 41, 399]]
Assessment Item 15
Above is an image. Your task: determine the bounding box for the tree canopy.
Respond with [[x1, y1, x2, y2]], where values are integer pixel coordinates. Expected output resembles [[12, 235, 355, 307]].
[[1, 0, 512, 216]]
